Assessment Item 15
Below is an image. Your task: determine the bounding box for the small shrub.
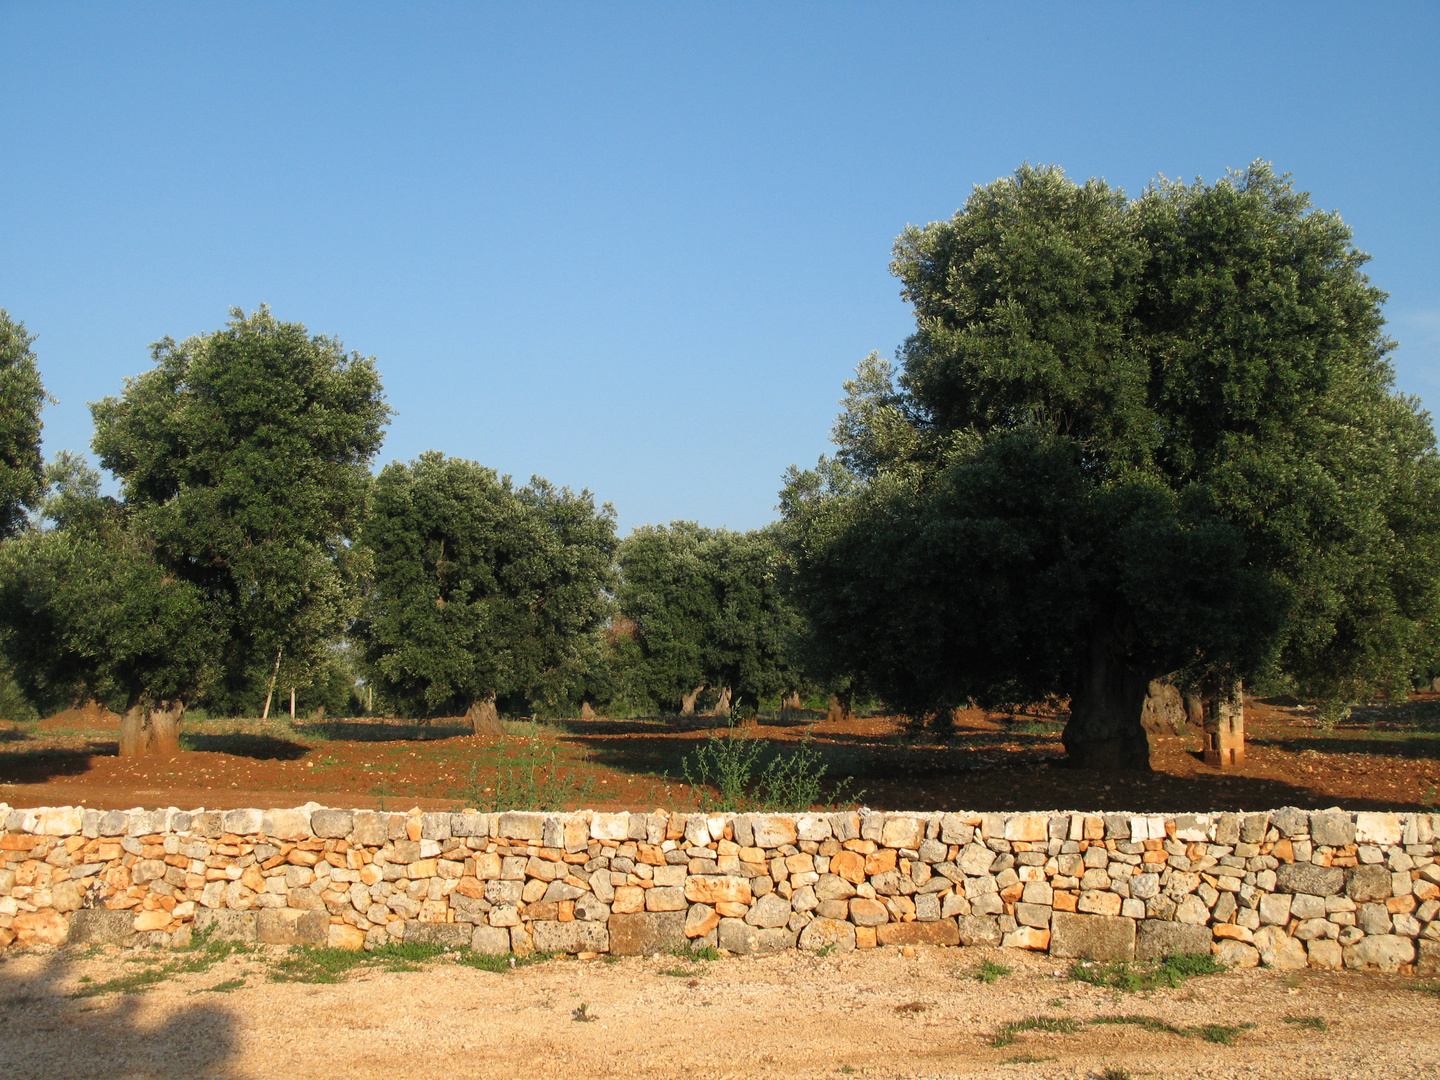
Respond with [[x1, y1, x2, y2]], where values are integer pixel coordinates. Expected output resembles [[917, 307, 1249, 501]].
[[681, 721, 862, 812], [1091, 1014, 1185, 1036], [1283, 1014, 1330, 1032]]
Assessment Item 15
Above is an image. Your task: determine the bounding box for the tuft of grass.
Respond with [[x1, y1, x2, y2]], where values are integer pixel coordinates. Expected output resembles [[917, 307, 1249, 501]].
[[1099, 1069, 1133, 1080], [1002, 1055, 1059, 1066], [1069, 952, 1224, 992], [202, 978, 247, 994], [668, 942, 721, 963], [1091, 1014, 1186, 1036], [71, 935, 251, 998], [572, 1002, 595, 1022], [1193, 1022, 1255, 1045], [268, 942, 449, 983], [454, 948, 553, 973], [988, 1016, 1082, 1047], [976, 959, 1012, 984], [1283, 1014, 1330, 1032]]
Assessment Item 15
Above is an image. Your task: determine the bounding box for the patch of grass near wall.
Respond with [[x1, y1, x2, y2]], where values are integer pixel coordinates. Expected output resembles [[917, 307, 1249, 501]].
[[1068, 952, 1224, 992]]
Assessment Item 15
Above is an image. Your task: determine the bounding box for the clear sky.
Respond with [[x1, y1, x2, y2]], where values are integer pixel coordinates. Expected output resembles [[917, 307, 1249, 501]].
[[4, 2, 1437, 534]]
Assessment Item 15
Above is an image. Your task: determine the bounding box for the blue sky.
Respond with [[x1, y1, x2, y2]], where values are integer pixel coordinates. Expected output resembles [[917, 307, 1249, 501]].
[[4, 3, 1437, 533]]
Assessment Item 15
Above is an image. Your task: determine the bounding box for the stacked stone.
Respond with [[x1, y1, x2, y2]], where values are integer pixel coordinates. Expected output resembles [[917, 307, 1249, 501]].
[[1, 803, 1437, 974]]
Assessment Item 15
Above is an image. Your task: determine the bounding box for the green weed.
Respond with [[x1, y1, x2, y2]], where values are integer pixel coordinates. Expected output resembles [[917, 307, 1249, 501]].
[[988, 1016, 1082, 1047], [1099, 1069, 1133, 1080], [976, 959, 1011, 984], [1091, 1014, 1186, 1036], [1193, 1022, 1255, 1045], [71, 935, 250, 998], [1001, 1056, 1059, 1066], [452, 734, 595, 812], [668, 942, 721, 962], [1069, 952, 1224, 992], [267, 942, 448, 983], [680, 721, 861, 812], [1283, 1014, 1330, 1031], [202, 978, 247, 994]]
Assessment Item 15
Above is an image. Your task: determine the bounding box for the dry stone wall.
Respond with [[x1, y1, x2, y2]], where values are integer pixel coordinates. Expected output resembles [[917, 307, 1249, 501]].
[[2, 803, 1438, 974]]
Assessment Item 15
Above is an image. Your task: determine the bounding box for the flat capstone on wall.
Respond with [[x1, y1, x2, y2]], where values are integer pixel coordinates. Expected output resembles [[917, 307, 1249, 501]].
[[2, 804, 1437, 974]]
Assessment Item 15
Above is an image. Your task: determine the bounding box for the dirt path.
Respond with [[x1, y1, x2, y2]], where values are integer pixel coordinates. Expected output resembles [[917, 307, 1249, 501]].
[[2, 944, 1435, 1079]]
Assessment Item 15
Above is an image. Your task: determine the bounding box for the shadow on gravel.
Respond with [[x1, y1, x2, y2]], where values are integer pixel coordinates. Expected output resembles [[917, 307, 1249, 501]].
[[179, 733, 309, 761], [0, 747, 105, 785], [0, 949, 242, 1079]]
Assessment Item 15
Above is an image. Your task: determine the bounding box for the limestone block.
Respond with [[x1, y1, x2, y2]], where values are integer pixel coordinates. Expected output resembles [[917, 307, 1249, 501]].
[[222, 809, 262, 836], [1343, 934, 1415, 972], [1307, 938, 1343, 970], [746, 893, 792, 929], [256, 907, 326, 945], [1254, 925, 1308, 969], [262, 808, 312, 841], [67, 908, 138, 947], [718, 918, 794, 955], [1309, 812, 1355, 848], [1135, 919, 1212, 960], [498, 812, 546, 842], [799, 916, 855, 952], [1354, 813, 1403, 845], [848, 898, 888, 926], [751, 816, 798, 849], [195, 908, 257, 942], [1049, 912, 1135, 962], [1275, 862, 1344, 897], [1259, 893, 1292, 925], [1000, 926, 1050, 951], [878, 919, 959, 947], [1347, 864, 1393, 903], [404, 921, 470, 948], [1214, 940, 1259, 967], [880, 816, 925, 850], [606, 910, 686, 955], [644, 886, 686, 912]]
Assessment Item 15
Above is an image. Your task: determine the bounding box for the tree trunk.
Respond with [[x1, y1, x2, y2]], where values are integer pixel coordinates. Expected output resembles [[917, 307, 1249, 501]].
[[1141, 678, 1186, 735], [712, 686, 733, 717], [1061, 633, 1153, 771], [1183, 691, 1205, 728], [289, 687, 296, 720], [827, 692, 853, 725], [579, 701, 596, 720], [118, 701, 186, 759], [261, 647, 282, 721], [781, 691, 802, 716], [1202, 677, 1245, 768], [467, 695, 505, 737], [680, 685, 705, 716]]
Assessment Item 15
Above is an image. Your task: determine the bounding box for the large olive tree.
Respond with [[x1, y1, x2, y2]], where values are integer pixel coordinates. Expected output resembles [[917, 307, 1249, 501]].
[[88, 306, 389, 752], [784, 163, 1440, 770]]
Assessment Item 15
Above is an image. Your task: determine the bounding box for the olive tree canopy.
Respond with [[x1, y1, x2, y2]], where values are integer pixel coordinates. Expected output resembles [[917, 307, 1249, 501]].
[[783, 163, 1440, 770]]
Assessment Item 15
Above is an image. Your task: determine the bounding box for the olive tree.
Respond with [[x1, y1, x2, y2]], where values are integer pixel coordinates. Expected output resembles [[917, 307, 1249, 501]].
[[89, 306, 389, 750], [784, 163, 1440, 770], [357, 452, 616, 733]]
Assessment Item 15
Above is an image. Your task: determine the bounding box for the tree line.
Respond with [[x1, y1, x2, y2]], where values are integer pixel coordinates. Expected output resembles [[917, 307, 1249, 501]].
[[0, 161, 1435, 772]]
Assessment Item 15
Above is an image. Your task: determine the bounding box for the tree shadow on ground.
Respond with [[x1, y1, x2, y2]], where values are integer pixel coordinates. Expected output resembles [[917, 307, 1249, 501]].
[[1261, 734, 1440, 761], [0, 946, 243, 1079], [0, 747, 107, 785], [294, 719, 472, 743], [178, 733, 309, 761]]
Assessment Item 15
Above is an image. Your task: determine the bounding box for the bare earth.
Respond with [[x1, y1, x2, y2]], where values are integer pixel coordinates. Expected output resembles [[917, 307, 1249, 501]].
[[2, 943, 1436, 1080]]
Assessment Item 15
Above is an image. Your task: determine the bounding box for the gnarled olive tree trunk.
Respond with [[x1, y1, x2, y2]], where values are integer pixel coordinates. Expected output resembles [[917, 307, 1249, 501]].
[[1061, 632, 1153, 771], [467, 695, 505, 737], [712, 686, 733, 717], [680, 685, 705, 716], [827, 691, 853, 725], [118, 701, 185, 758]]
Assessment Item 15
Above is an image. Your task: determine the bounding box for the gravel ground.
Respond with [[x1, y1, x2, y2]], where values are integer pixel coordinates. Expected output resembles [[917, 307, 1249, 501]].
[[0, 944, 1436, 1080]]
